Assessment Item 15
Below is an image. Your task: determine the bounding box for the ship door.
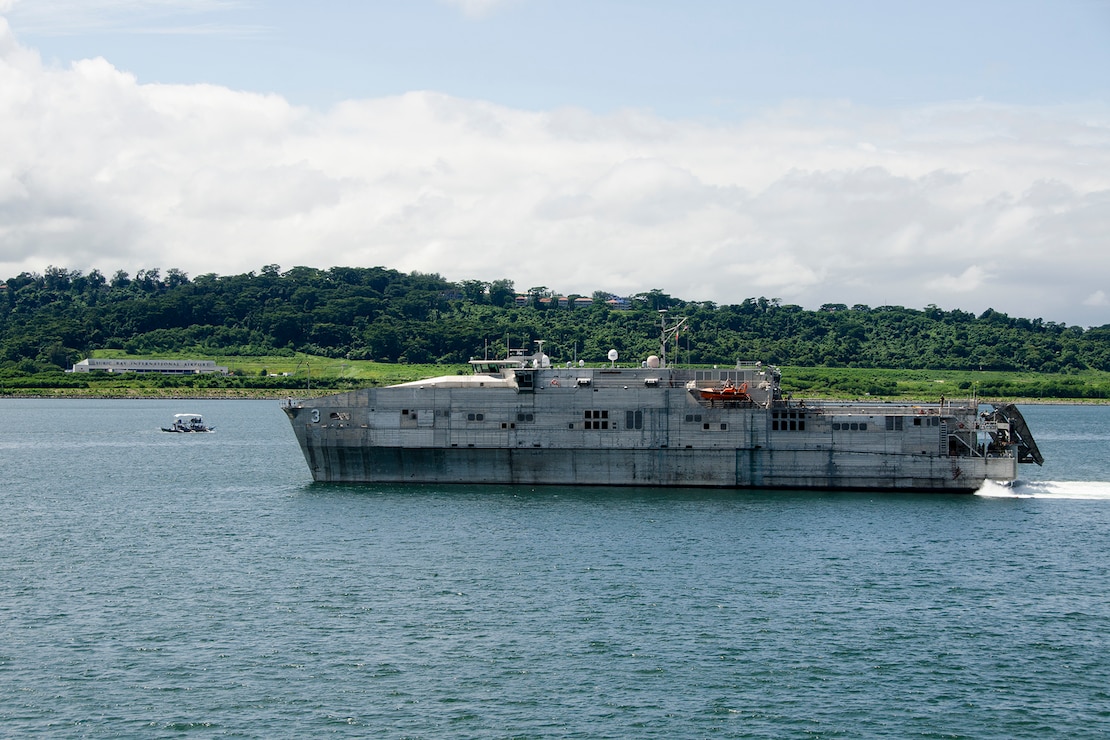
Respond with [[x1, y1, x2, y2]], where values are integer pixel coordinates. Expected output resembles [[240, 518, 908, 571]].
[[516, 370, 536, 393]]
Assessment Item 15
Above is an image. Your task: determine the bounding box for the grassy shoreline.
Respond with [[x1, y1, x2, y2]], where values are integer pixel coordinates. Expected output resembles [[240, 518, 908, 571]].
[[3, 352, 1107, 403]]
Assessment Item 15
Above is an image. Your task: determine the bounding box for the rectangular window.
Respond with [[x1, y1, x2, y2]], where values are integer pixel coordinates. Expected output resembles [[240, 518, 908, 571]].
[[583, 409, 612, 429], [773, 409, 807, 432]]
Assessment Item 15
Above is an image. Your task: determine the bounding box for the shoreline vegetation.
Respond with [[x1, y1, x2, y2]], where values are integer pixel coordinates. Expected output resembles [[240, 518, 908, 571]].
[[4, 266, 1109, 406], [2, 351, 1106, 403]]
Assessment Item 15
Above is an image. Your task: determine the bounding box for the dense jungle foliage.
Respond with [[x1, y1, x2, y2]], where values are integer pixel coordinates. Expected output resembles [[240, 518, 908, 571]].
[[2, 265, 1108, 390]]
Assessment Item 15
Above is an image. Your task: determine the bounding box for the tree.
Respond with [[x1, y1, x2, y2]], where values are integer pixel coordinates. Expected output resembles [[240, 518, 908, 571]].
[[135, 268, 162, 292], [110, 270, 131, 289], [460, 279, 489, 304], [165, 268, 190, 288], [634, 289, 674, 311], [489, 279, 515, 307]]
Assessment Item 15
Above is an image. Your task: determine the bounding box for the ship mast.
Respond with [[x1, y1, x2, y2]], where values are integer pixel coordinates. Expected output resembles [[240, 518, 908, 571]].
[[658, 310, 688, 368]]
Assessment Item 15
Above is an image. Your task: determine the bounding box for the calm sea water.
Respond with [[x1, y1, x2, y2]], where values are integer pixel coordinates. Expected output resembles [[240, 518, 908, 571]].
[[1, 400, 1108, 738]]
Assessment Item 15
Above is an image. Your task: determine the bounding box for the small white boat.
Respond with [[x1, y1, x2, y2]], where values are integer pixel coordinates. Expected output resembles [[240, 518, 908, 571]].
[[162, 413, 215, 433]]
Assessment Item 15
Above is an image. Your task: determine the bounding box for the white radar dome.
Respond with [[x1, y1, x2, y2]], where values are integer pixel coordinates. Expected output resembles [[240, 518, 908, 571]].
[[645, 355, 660, 368]]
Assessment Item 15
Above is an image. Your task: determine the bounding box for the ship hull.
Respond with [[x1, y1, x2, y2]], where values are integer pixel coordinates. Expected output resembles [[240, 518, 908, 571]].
[[293, 438, 1012, 492]]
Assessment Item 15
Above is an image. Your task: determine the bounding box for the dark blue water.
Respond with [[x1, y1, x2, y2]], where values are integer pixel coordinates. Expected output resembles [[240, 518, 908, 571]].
[[1, 400, 1108, 738]]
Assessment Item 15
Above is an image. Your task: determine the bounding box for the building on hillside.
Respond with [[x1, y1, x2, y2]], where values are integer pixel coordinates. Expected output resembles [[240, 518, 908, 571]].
[[70, 358, 229, 375], [513, 293, 628, 309]]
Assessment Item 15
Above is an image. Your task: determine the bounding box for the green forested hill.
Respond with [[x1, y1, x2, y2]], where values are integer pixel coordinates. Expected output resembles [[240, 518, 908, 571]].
[[3, 265, 1108, 387]]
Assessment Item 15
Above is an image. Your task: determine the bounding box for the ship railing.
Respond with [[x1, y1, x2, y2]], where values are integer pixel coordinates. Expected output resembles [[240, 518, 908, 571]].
[[692, 368, 767, 386], [804, 402, 959, 417], [539, 369, 704, 390], [557, 373, 685, 390], [949, 433, 1012, 461]]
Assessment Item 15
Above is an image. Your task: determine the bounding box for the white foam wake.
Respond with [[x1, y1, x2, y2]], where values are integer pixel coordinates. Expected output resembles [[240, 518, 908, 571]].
[[976, 479, 1110, 500]]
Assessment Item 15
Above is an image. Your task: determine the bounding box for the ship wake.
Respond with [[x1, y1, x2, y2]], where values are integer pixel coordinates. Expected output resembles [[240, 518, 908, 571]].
[[976, 479, 1110, 500]]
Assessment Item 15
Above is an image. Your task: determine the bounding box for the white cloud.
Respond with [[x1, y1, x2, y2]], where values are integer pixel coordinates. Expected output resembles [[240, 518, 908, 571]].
[[1084, 290, 1108, 307], [925, 265, 990, 294], [1, 23, 1109, 325]]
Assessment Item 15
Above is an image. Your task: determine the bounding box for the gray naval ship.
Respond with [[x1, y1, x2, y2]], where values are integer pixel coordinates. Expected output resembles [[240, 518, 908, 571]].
[[283, 326, 1043, 492]]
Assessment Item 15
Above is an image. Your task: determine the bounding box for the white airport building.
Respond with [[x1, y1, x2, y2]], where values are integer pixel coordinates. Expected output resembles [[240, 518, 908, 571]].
[[70, 358, 229, 375]]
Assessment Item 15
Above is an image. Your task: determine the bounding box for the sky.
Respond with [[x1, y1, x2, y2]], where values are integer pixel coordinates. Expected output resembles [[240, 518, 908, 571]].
[[1, 0, 1109, 327]]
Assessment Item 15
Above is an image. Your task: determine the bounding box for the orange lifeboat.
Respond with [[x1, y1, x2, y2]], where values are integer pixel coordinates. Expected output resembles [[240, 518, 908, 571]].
[[699, 381, 749, 402]]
